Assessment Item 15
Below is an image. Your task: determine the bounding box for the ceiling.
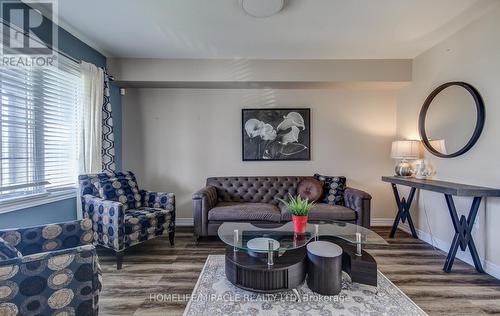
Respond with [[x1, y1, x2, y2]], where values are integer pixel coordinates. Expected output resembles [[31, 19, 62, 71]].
[[52, 0, 497, 59]]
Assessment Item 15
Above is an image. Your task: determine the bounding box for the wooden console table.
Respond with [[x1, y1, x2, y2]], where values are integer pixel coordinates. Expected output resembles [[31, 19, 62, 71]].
[[382, 176, 500, 273]]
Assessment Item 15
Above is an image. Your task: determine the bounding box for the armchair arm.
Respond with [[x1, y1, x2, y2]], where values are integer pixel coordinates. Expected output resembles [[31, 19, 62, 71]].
[[82, 195, 125, 251], [0, 243, 95, 265], [192, 186, 218, 237], [140, 190, 176, 234], [0, 244, 101, 315], [344, 187, 372, 228], [140, 190, 175, 211], [0, 219, 94, 256]]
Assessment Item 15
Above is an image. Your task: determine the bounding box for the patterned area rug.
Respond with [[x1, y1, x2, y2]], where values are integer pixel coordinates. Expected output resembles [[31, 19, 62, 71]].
[[183, 255, 427, 316]]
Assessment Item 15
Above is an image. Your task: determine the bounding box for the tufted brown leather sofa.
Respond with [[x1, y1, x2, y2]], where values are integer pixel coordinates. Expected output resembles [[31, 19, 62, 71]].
[[192, 176, 371, 239]]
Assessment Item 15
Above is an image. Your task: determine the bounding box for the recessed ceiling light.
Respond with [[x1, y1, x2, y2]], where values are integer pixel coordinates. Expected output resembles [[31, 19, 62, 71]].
[[240, 0, 285, 18]]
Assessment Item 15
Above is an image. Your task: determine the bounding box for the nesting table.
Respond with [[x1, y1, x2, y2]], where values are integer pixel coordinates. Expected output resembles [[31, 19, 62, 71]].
[[218, 221, 387, 292]]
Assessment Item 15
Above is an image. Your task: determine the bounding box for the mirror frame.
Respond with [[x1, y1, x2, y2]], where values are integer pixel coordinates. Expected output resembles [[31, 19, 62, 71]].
[[418, 81, 485, 158]]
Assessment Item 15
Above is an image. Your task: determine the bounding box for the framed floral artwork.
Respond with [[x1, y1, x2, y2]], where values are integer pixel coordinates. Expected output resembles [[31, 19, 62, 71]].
[[242, 108, 311, 161]]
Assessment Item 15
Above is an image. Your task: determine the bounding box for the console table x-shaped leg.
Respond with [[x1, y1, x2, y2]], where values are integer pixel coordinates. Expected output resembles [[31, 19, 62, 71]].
[[389, 183, 484, 273], [389, 184, 418, 238], [444, 195, 484, 273]]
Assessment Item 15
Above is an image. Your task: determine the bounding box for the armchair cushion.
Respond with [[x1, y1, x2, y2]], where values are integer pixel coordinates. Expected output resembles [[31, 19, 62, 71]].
[[124, 207, 173, 247], [314, 174, 347, 206], [97, 176, 141, 211], [0, 237, 21, 260]]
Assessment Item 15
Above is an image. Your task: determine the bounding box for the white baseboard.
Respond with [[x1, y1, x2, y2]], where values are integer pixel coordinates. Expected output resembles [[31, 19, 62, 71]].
[[176, 217, 194, 226], [371, 217, 500, 280], [370, 218, 394, 226]]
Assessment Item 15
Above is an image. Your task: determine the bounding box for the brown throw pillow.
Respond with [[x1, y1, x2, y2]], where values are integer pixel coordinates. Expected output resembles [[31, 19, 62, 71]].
[[297, 178, 323, 202]]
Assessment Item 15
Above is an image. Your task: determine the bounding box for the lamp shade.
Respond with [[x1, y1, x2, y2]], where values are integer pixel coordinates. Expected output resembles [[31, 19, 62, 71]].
[[391, 140, 421, 159]]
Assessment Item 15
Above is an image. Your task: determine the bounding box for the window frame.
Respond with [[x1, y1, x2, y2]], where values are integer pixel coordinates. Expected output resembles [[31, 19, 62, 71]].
[[0, 188, 76, 214]]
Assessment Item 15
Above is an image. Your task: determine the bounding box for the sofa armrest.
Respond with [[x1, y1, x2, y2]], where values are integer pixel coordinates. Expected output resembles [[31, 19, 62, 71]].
[[193, 186, 218, 208], [82, 195, 125, 251], [344, 187, 372, 228], [192, 186, 218, 237]]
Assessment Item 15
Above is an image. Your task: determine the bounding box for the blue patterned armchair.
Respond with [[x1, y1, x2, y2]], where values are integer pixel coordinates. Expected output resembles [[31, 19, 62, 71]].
[[78, 171, 175, 269], [0, 219, 101, 315]]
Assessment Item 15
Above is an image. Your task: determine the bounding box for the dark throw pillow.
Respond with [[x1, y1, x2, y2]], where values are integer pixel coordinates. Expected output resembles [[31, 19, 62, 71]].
[[297, 178, 323, 202], [314, 174, 347, 206]]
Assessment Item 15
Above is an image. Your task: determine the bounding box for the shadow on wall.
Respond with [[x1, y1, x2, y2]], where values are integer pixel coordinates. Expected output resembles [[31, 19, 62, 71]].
[[406, 0, 500, 43]]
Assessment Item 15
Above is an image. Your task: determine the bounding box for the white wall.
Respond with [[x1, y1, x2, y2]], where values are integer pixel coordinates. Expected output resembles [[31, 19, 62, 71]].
[[123, 88, 397, 220], [396, 6, 500, 275]]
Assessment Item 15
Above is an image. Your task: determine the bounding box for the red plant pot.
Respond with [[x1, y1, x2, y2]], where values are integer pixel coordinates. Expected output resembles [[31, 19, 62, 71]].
[[292, 215, 308, 233]]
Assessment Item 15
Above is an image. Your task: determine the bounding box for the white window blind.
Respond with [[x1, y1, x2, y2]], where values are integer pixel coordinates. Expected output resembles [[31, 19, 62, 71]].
[[0, 56, 82, 202]]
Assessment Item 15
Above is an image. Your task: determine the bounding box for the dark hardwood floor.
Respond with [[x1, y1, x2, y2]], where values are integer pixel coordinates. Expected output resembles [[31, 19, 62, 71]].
[[96, 227, 500, 316]]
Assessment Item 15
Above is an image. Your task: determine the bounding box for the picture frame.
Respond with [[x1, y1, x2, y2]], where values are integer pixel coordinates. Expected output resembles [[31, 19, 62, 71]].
[[242, 108, 311, 161]]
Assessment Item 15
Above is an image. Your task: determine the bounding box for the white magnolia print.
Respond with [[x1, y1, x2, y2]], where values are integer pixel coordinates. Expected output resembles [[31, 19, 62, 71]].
[[244, 111, 308, 159]]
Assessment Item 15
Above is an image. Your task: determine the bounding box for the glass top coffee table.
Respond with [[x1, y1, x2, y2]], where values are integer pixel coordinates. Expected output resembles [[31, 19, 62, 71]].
[[219, 221, 387, 252], [218, 221, 387, 292]]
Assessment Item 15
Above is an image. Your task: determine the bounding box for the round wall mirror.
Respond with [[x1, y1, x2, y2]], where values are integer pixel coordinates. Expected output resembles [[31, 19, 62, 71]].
[[419, 82, 485, 158]]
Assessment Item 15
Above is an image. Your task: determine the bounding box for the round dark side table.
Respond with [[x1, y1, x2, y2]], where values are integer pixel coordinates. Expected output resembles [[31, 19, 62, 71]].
[[306, 240, 343, 295]]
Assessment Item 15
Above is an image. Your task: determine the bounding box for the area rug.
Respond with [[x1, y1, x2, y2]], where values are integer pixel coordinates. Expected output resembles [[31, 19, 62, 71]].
[[183, 255, 427, 316]]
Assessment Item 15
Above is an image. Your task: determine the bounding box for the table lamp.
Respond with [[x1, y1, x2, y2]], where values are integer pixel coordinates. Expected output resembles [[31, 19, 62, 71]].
[[391, 140, 421, 177]]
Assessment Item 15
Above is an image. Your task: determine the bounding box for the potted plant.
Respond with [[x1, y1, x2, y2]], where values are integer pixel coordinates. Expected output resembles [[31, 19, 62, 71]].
[[277, 194, 315, 233]]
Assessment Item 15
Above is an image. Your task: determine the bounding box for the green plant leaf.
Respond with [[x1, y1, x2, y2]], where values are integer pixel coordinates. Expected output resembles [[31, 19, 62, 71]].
[[277, 193, 315, 216]]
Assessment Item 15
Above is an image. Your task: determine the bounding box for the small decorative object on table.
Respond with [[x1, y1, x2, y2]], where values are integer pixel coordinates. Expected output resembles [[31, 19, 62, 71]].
[[390, 140, 421, 177], [414, 159, 436, 179], [277, 194, 315, 233]]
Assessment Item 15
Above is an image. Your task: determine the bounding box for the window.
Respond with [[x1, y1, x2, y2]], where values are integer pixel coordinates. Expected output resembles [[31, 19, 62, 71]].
[[0, 55, 81, 203]]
